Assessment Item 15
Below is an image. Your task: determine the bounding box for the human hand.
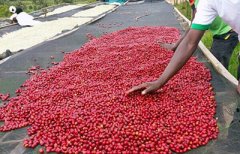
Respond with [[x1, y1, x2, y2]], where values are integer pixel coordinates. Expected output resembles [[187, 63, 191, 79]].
[[126, 80, 162, 95], [158, 42, 176, 51]]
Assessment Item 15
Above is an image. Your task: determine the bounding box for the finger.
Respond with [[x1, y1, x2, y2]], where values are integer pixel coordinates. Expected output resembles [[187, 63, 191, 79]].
[[141, 86, 156, 95], [126, 83, 148, 94], [161, 43, 174, 50]]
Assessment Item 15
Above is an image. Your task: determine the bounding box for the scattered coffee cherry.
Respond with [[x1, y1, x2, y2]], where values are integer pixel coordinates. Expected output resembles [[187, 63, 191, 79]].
[[0, 93, 10, 101], [39, 148, 44, 154], [0, 27, 218, 153]]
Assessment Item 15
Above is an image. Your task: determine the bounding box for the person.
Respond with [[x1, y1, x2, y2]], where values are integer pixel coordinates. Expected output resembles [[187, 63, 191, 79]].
[[169, 0, 239, 78], [127, 0, 240, 95], [9, 6, 40, 26], [9, 6, 21, 24]]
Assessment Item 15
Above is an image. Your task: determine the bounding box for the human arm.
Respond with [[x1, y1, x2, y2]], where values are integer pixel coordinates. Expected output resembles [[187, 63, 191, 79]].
[[127, 29, 205, 95], [170, 29, 190, 52], [170, 3, 197, 51], [127, 0, 217, 95], [9, 14, 18, 24], [190, 3, 197, 21]]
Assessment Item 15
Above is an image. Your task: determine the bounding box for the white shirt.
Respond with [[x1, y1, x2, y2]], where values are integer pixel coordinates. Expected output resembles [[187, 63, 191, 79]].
[[15, 12, 40, 26], [16, 12, 37, 26], [191, 0, 240, 39], [10, 13, 17, 20]]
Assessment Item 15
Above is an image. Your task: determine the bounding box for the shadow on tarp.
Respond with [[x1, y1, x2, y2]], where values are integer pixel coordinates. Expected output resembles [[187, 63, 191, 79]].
[[0, 1, 240, 154]]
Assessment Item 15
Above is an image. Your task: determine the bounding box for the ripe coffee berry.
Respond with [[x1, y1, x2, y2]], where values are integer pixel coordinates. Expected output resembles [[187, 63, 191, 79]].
[[39, 148, 44, 154], [0, 27, 218, 153]]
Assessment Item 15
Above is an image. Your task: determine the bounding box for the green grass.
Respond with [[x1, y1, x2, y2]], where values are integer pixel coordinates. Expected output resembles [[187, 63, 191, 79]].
[[0, 0, 96, 18], [0, 5, 11, 18], [201, 31, 213, 50], [175, 1, 191, 21], [175, 2, 240, 79], [229, 44, 240, 77]]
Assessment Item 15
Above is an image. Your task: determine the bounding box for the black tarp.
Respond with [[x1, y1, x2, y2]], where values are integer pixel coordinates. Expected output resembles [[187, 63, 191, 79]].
[[0, 1, 240, 154]]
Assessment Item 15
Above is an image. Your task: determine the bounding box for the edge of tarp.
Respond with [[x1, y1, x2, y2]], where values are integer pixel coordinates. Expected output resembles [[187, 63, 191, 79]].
[[171, 4, 238, 86]]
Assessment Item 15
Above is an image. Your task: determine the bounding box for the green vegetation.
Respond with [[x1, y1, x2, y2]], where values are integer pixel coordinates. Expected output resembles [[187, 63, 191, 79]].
[[0, 0, 96, 18], [175, 1, 240, 78], [0, 5, 11, 18], [175, 1, 191, 21]]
